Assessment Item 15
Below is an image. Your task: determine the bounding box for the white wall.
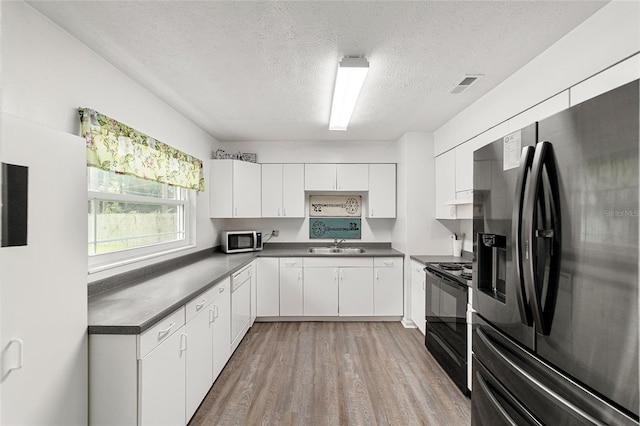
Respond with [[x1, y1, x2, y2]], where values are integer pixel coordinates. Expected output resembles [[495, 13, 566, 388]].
[[2, 2, 221, 282], [393, 132, 456, 324], [219, 140, 397, 243]]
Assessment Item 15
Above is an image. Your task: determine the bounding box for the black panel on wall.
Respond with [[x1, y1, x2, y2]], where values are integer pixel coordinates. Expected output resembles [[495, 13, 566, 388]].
[[2, 162, 28, 247]]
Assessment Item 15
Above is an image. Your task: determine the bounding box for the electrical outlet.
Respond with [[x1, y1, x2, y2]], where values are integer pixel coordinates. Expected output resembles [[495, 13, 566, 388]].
[[272, 230, 279, 237]]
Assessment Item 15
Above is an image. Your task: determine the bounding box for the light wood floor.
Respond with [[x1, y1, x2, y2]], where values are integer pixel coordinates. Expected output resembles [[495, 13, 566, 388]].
[[189, 322, 471, 426]]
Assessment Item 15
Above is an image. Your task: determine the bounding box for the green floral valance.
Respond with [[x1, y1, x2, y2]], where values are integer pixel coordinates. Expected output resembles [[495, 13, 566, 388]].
[[78, 108, 205, 191]]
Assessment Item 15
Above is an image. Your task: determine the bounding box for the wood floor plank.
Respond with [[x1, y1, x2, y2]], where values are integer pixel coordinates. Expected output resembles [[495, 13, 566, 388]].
[[189, 322, 471, 426]]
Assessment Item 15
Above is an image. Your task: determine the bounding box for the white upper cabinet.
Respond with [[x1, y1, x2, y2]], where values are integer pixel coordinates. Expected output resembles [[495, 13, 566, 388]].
[[304, 163, 369, 191], [454, 143, 474, 194], [434, 150, 456, 219], [282, 164, 305, 217], [336, 164, 368, 190], [262, 164, 305, 218], [304, 164, 336, 190], [570, 54, 640, 107], [210, 159, 261, 218], [261, 164, 282, 217], [368, 164, 396, 218]]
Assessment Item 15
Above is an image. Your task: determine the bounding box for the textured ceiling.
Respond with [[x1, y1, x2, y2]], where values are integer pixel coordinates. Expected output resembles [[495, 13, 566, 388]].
[[28, 1, 608, 142]]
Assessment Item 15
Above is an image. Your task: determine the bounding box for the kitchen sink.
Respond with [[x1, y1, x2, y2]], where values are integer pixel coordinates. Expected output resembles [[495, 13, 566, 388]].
[[307, 247, 365, 254]]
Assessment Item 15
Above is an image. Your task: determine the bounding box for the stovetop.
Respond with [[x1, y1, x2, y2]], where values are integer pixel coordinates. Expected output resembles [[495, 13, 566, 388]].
[[425, 261, 473, 285]]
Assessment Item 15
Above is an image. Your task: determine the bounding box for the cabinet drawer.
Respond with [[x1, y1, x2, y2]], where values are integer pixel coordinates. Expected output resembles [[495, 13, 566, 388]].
[[186, 286, 217, 322], [374, 257, 402, 268], [232, 263, 253, 284], [280, 258, 303, 268], [211, 278, 230, 304], [139, 307, 185, 358]]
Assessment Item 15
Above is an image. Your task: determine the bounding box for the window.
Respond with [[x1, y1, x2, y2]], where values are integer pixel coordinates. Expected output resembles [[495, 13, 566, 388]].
[[88, 168, 194, 271]]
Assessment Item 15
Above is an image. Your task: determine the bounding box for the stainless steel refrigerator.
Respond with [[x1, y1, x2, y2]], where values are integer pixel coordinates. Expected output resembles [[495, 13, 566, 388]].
[[472, 80, 639, 425]]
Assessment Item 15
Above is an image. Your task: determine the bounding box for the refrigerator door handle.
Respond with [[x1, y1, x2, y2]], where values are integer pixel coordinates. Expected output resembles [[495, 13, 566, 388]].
[[512, 145, 535, 326], [474, 365, 543, 426], [522, 141, 562, 336]]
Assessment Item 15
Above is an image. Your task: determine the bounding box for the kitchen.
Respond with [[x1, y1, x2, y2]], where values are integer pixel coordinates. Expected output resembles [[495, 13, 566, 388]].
[[1, 1, 638, 425]]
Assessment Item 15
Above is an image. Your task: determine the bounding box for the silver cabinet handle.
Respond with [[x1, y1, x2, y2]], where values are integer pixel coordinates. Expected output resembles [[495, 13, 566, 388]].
[[6, 339, 24, 374], [157, 322, 175, 339], [196, 299, 207, 311], [180, 333, 188, 353]]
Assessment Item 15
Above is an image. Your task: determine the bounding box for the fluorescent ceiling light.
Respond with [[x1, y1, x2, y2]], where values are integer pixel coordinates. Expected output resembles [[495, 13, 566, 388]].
[[329, 57, 369, 131]]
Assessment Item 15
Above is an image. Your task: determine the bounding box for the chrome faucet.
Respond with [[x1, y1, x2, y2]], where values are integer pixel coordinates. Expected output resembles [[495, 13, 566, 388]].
[[333, 238, 346, 249]]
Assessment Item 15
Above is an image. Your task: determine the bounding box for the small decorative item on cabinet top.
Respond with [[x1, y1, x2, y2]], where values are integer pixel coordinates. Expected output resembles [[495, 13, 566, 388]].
[[309, 218, 361, 239], [213, 149, 257, 163], [309, 195, 361, 217]]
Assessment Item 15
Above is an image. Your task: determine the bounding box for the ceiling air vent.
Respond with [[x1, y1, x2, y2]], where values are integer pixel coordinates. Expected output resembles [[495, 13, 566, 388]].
[[450, 75, 482, 94]]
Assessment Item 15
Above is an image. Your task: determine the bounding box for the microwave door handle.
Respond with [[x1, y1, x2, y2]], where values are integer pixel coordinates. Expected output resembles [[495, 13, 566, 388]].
[[522, 141, 561, 336], [512, 145, 535, 326]]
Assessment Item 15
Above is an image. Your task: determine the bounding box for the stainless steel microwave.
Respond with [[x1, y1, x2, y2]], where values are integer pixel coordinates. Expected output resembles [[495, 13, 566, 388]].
[[221, 231, 263, 253]]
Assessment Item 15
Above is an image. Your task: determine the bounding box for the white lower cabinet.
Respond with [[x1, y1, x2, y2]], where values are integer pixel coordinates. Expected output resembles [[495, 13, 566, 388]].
[[257, 257, 280, 316], [339, 267, 374, 316], [303, 257, 377, 317], [279, 258, 304, 316], [211, 279, 231, 383], [303, 267, 339, 316], [410, 260, 426, 335], [373, 258, 403, 316], [89, 278, 234, 426], [231, 264, 253, 352], [140, 326, 187, 426], [185, 289, 215, 421]]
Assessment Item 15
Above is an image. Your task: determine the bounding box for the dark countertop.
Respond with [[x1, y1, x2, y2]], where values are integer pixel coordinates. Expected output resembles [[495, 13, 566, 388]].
[[260, 242, 404, 258], [89, 244, 403, 335], [88, 252, 256, 335], [410, 252, 472, 266]]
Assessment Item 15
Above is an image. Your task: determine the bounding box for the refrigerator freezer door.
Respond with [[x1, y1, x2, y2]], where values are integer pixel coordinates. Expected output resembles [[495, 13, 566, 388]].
[[473, 124, 537, 350], [473, 316, 638, 426], [536, 80, 639, 417]]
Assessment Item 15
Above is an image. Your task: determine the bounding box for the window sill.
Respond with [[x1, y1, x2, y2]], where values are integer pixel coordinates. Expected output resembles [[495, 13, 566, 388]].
[[88, 244, 197, 275]]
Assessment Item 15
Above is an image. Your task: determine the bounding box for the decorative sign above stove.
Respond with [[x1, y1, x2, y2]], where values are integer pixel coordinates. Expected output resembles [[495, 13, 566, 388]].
[[309, 195, 361, 217], [309, 218, 361, 239]]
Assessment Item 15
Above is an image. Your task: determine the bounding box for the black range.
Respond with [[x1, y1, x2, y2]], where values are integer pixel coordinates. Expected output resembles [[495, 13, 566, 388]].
[[424, 261, 472, 396]]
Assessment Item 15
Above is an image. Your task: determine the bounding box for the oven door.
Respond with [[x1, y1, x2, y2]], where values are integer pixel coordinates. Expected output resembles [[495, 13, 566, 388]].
[[425, 267, 468, 359]]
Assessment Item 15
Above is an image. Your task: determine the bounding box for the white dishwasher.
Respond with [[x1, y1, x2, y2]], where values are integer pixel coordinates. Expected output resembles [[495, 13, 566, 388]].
[[230, 264, 252, 352]]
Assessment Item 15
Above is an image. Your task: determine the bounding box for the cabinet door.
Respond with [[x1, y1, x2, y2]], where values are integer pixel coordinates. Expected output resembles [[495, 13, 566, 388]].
[[368, 164, 396, 218], [233, 160, 261, 218], [261, 164, 283, 217], [282, 164, 305, 217], [139, 327, 186, 426], [410, 261, 426, 335], [434, 150, 457, 219], [211, 279, 231, 382], [304, 163, 336, 190], [570, 54, 640, 107], [231, 276, 251, 351], [374, 265, 403, 316], [257, 258, 279, 316], [304, 267, 339, 316], [339, 267, 373, 316], [185, 305, 213, 421], [337, 163, 368, 190], [209, 159, 233, 218], [280, 263, 303, 316], [249, 262, 256, 325], [454, 144, 474, 193]]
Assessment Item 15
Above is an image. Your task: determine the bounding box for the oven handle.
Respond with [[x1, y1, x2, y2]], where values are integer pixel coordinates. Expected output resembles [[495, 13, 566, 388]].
[[424, 267, 468, 291]]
